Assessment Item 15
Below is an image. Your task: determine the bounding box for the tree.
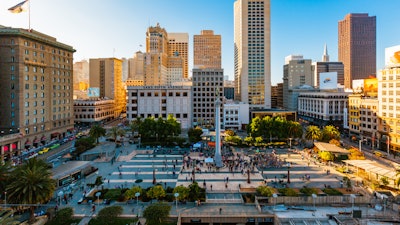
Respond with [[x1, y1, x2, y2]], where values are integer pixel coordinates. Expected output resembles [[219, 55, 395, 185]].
[[46, 207, 74, 225], [89, 124, 106, 144], [287, 121, 303, 139], [225, 135, 242, 145], [188, 182, 204, 202], [318, 151, 334, 161], [249, 117, 263, 138], [143, 202, 171, 225], [305, 125, 321, 143], [107, 126, 126, 143], [0, 209, 20, 225], [255, 136, 264, 146], [6, 158, 55, 223], [97, 206, 123, 222], [321, 125, 340, 142], [395, 168, 400, 187], [125, 186, 143, 200], [166, 114, 181, 137], [173, 185, 189, 201], [225, 130, 235, 136], [129, 117, 143, 134], [0, 162, 11, 195], [256, 186, 273, 197], [146, 185, 166, 200], [188, 127, 203, 143]]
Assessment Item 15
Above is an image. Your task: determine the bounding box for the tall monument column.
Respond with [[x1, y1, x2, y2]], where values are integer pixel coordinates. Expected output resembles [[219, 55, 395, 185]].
[[214, 93, 223, 168]]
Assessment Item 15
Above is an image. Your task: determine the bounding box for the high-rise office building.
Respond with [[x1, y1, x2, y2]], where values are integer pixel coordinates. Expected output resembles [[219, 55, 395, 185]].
[[89, 58, 125, 117], [193, 30, 221, 69], [338, 13, 376, 89], [283, 55, 314, 110], [168, 33, 188, 78], [234, 0, 271, 109], [0, 25, 75, 161]]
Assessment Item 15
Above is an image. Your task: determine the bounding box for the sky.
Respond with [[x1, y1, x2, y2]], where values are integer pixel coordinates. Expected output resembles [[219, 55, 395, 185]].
[[1, 0, 400, 85]]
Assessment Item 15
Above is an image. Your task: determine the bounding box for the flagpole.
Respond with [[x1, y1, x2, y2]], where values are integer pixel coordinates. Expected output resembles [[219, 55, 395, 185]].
[[28, 0, 31, 30]]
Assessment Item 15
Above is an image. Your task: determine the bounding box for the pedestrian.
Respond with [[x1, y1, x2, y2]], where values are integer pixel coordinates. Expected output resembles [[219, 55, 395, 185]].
[[210, 184, 213, 191], [219, 208, 222, 214]]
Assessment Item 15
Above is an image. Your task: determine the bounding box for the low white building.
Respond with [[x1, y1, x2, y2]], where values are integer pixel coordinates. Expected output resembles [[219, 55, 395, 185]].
[[297, 91, 349, 128], [223, 100, 249, 130], [74, 99, 115, 123], [126, 86, 192, 129]]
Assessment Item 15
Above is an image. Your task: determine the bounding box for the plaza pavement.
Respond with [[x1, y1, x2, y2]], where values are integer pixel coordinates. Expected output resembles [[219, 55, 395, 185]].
[[47, 142, 388, 224]]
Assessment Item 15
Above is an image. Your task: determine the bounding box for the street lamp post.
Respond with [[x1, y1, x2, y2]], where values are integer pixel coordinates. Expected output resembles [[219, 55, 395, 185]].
[[174, 193, 179, 211], [288, 137, 292, 150], [312, 193, 317, 211], [4, 191, 6, 208], [135, 192, 140, 207], [358, 139, 366, 152], [95, 192, 101, 207], [287, 162, 291, 184]]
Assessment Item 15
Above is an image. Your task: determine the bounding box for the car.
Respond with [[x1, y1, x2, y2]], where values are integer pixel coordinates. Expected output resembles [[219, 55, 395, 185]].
[[38, 148, 49, 154]]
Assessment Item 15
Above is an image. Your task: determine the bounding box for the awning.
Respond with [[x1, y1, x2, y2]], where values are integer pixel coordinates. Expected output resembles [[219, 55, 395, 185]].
[[11, 143, 17, 149], [25, 140, 31, 145], [33, 138, 40, 143], [41, 136, 47, 140], [51, 132, 60, 137]]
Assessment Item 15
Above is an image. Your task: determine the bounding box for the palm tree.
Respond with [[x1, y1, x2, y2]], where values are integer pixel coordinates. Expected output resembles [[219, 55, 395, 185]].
[[89, 124, 106, 144], [305, 125, 322, 143], [321, 125, 340, 142], [107, 127, 126, 144], [129, 117, 143, 135], [0, 162, 11, 195], [6, 158, 55, 223]]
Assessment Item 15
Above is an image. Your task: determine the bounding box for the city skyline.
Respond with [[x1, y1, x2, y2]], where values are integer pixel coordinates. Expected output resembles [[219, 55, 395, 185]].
[[1, 0, 400, 85]]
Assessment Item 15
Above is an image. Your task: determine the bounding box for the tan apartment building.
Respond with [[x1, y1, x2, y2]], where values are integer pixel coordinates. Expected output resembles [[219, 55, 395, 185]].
[[0, 25, 75, 162], [74, 99, 115, 123], [234, 0, 271, 109], [338, 13, 376, 89], [89, 58, 124, 117], [193, 30, 221, 69]]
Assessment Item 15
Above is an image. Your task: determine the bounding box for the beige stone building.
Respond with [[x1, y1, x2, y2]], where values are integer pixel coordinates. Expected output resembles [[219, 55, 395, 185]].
[[74, 99, 115, 123], [234, 0, 271, 109], [89, 58, 125, 117], [193, 30, 221, 69], [0, 25, 75, 162]]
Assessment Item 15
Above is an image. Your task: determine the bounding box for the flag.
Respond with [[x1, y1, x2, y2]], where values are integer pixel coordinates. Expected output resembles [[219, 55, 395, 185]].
[[8, 0, 29, 13]]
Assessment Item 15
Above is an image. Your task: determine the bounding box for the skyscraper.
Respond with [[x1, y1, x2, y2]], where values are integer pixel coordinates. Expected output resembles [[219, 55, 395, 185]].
[[338, 13, 376, 89], [234, 0, 271, 109], [168, 33, 188, 78], [313, 45, 344, 87], [144, 24, 169, 86], [193, 30, 221, 69]]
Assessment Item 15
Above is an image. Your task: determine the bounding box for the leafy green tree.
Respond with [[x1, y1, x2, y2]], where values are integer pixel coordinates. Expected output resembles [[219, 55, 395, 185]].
[[89, 124, 106, 144], [249, 117, 263, 138], [139, 117, 156, 141], [172, 185, 189, 201], [188, 127, 203, 143], [7, 158, 55, 223], [146, 185, 166, 200], [0, 162, 11, 195], [97, 206, 123, 222], [188, 182, 204, 202], [225, 130, 235, 136], [321, 125, 340, 142], [166, 114, 181, 137], [46, 207, 74, 225], [278, 188, 299, 196], [125, 186, 143, 200], [225, 135, 242, 145], [143, 202, 171, 225], [319, 151, 335, 161], [305, 125, 321, 143], [256, 186, 273, 197]]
